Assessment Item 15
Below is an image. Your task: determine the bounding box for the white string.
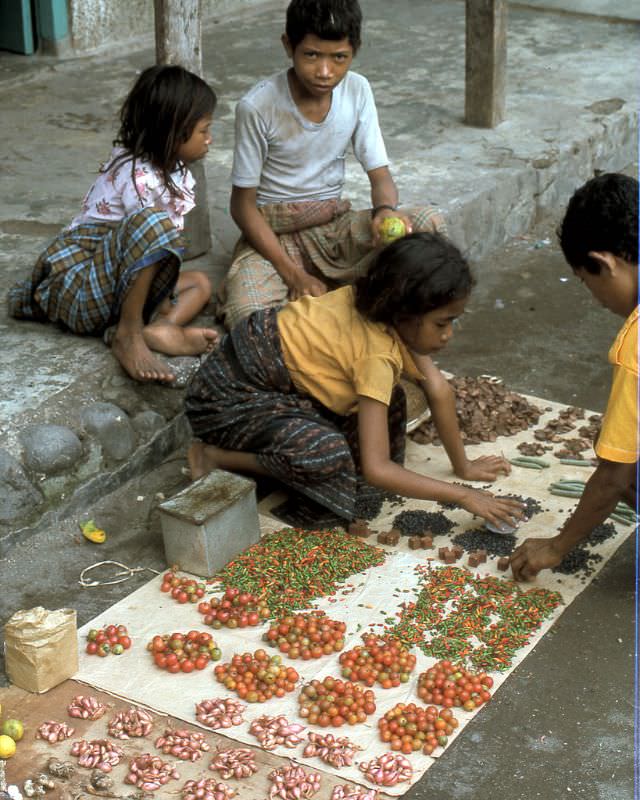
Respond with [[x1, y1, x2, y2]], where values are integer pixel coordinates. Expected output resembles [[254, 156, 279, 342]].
[[79, 560, 160, 588]]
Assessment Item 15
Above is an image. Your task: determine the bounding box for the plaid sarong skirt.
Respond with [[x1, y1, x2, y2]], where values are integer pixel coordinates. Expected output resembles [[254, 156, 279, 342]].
[[7, 208, 184, 335], [185, 308, 406, 521]]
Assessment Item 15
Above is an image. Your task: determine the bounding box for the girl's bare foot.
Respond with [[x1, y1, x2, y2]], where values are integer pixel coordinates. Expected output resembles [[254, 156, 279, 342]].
[[111, 328, 175, 383], [188, 441, 222, 480], [144, 321, 220, 356]]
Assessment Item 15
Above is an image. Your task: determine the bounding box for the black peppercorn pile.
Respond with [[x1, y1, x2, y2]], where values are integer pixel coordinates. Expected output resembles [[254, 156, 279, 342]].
[[392, 509, 455, 537], [355, 491, 387, 520], [584, 521, 618, 547], [504, 494, 544, 519], [551, 520, 629, 578], [451, 528, 516, 557], [552, 546, 603, 577]]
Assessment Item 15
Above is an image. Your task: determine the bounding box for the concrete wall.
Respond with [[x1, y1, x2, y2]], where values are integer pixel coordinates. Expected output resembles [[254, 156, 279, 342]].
[[67, 0, 285, 55]]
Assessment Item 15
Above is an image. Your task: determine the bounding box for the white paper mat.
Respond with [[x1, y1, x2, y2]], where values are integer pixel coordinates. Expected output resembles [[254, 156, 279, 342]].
[[75, 395, 635, 794]]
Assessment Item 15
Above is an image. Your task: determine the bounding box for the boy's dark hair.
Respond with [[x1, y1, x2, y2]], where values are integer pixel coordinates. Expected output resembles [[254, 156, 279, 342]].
[[355, 232, 474, 326], [112, 64, 217, 196], [286, 0, 362, 52], [559, 172, 639, 273]]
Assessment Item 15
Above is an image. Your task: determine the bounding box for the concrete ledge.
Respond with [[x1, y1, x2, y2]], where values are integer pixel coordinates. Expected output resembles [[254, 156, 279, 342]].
[[0, 412, 191, 558]]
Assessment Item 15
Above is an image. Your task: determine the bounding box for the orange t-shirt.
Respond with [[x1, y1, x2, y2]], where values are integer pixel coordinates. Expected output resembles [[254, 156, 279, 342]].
[[277, 286, 424, 416], [595, 306, 639, 463]]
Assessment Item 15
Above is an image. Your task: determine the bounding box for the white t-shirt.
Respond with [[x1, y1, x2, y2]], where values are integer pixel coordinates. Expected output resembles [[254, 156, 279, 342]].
[[231, 70, 389, 205], [70, 147, 196, 231]]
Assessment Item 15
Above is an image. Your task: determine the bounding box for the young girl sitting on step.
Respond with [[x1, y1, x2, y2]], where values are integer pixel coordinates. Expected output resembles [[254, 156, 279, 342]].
[[9, 64, 219, 384], [186, 231, 524, 527]]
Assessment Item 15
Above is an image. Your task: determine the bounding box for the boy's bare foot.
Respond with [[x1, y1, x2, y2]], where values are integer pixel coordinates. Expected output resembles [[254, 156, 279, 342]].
[[111, 328, 175, 383], [144, 321, 220, 356], [188, 441, 221, 480]]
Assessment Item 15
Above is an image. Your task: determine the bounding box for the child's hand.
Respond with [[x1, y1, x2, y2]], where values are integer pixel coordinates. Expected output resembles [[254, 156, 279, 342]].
[[458, 488, 524, 528], [510, 537, 566, 581], [455, 455, 511, 482], [286, 270, 327, 301]]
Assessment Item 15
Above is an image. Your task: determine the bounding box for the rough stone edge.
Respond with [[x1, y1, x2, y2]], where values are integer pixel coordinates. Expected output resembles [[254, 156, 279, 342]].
[[0, 414, 191, 558], [443, 110, 636, 261]]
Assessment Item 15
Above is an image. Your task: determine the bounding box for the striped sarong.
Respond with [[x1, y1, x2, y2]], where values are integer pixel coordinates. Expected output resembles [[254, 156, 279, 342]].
[[8, 208, 184, 335], [217, 200, 446, 329], [185, 308, 407, 521]]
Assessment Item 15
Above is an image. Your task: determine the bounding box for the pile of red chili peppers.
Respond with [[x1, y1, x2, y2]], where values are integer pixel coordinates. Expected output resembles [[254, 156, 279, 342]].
[[217, 528, 386, 618], [386, 565, 563, 671]]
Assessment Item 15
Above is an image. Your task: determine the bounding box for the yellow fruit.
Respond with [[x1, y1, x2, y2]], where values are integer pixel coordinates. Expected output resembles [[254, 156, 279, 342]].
[[379, 216, 406, 245], [1, 719, 24, 741], [80, 519, 106, 543], [0, 734, 16, 758]]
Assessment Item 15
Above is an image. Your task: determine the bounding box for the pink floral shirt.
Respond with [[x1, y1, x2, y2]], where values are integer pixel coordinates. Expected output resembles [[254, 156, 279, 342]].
[[69, 147, 196, 231]]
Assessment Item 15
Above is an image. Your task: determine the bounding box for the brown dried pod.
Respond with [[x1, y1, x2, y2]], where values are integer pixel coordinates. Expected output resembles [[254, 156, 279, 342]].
[[386, 529, 401, 545], [411, 376, 542, 446]]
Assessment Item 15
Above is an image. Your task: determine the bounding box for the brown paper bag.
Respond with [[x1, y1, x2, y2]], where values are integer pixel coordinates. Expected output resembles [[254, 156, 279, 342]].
[[4, 606, 78, 693]]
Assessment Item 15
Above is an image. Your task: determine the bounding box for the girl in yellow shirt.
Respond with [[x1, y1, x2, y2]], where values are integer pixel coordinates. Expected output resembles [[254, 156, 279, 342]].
[[186, 232, 522, 527]]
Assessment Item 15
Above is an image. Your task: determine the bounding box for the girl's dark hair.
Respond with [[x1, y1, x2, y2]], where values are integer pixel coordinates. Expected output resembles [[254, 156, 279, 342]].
[[559, 172, 639, 273], [110, 64, 217, 196], [355, 232, 473, 325], [286, 0, 362, 52]]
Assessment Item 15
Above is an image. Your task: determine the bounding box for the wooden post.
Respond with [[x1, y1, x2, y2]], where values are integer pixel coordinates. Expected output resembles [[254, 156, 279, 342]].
[[155, 0, 211, 258], [464, 0, 507, 128]]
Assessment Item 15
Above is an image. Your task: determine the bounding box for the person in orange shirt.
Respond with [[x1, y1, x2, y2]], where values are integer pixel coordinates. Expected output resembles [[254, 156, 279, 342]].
[[186, 232, 523, 528], [511, 173, 638, 580]]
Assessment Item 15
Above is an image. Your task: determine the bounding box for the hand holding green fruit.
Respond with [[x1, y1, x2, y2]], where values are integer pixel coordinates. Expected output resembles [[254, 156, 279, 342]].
[[379, 216, 407, 245]]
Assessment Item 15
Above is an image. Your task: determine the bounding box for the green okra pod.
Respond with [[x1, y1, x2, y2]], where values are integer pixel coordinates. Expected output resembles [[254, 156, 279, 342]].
[[509, 458, 545, 470], [549, 487, 583, 499]]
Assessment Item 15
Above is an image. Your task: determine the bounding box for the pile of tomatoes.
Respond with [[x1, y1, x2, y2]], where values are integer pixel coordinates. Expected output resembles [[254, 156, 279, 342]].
[[378, 702, 458, 756], [197, 587, 270, 629], [85, 624, 132, 656], [297, 676, 376, 728], [263, 611, 346, 659], [338, 635, 416, 688], [147, 631, 221, 673], [416, 660, 493, 711], [213, 649, 299, 703], [160, 570, 207, 604]]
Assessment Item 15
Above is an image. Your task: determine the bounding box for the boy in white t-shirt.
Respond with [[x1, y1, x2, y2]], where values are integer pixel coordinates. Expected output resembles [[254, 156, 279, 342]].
[[218, 0, 446, 329]]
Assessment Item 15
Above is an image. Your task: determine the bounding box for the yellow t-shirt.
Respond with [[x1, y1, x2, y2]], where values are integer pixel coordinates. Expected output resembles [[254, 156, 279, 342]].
[[277, 286, 424, 416], [595, 306, 639, 463]]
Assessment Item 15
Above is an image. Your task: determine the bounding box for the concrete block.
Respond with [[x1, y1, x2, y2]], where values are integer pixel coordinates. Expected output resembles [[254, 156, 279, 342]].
[[159, 469, 260, 578]]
